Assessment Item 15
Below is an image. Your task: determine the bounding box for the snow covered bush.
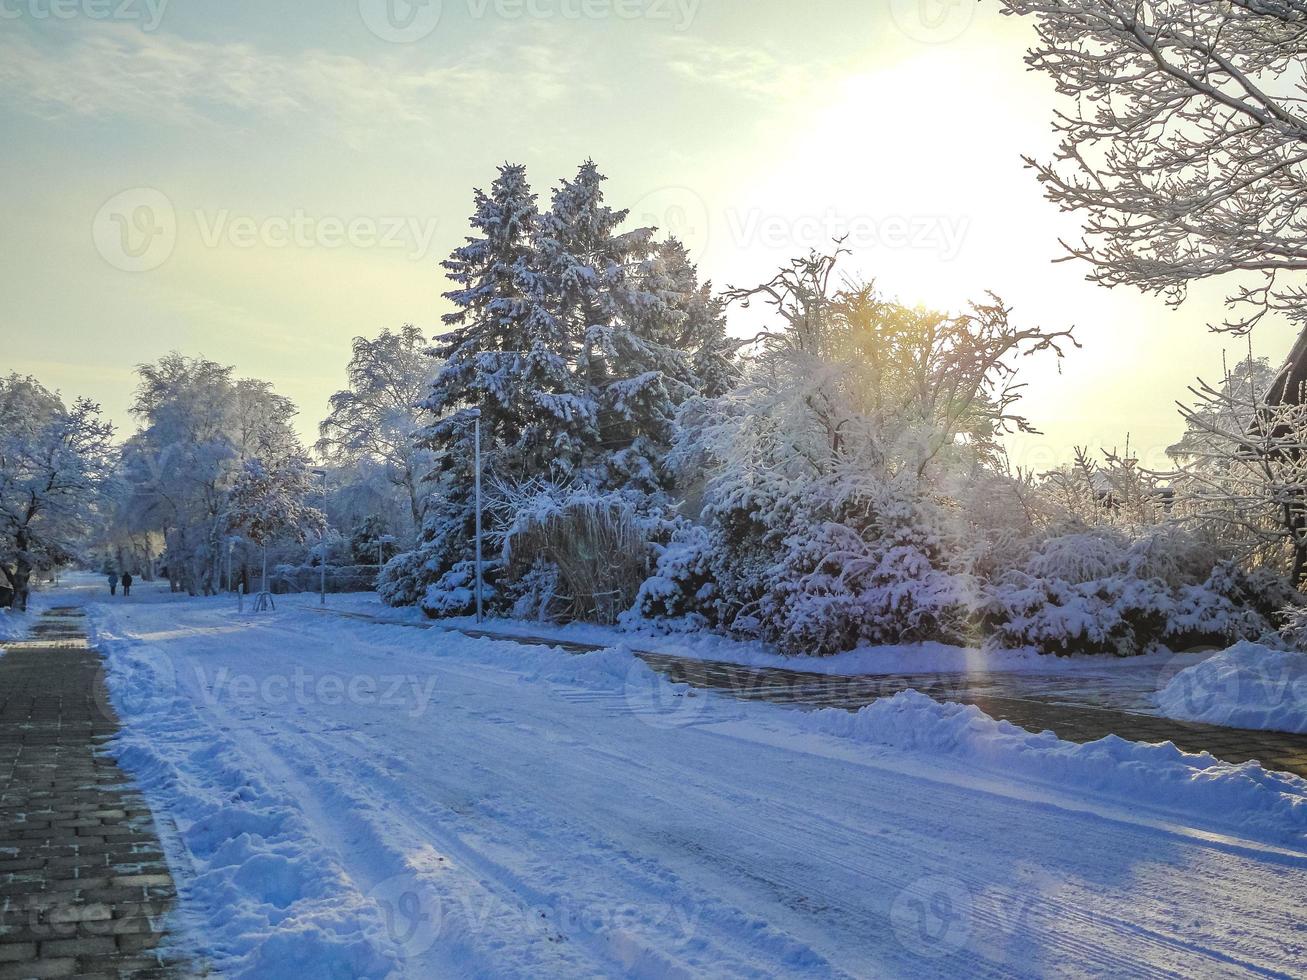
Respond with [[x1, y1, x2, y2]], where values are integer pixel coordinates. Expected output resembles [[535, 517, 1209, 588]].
[[756, 495, 974, 653], [638, 249, 1073, 654], [376, 548, 427, 608], [984, 528, 1287, 656]]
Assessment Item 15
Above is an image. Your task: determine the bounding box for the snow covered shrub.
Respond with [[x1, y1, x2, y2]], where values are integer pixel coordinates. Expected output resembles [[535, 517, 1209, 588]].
[[757, 501, 974, 654], [985, 528, 1287, 656], [635, 524, 719, 627], [377, 549, 426, 608], [500, 485, 678, 624], [421, 561, 495, 618], [634, 249, 1073, 654]]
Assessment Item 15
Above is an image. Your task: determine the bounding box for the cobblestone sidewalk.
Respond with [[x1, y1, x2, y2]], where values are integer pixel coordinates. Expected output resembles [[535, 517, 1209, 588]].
[[0, 608, 192, 979]]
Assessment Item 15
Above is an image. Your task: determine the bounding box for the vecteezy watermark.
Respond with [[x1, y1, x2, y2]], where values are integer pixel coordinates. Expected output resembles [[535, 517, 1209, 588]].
[[623, 660, 708, 730], [466, 0, 700, 28], [0, 0, 169, 30], [888, 0, 975, 44], [194, 665, 440, 718], [629, 185, 711, 264], [358, 0, 698, 42], [890, 875, 972, 958], [368, 870, 701, 961], [890, 867, 1068, 960], [93, 187, 178, 274], [193, 210, 441, 260], [358, 0, 444, 43], [725, 209, 970, 261], [93, 189, 442, 272]]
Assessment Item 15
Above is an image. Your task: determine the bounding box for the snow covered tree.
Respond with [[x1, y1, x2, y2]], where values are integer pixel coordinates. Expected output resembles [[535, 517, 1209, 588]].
[[640, 249, 1074, 653], [118, 354, 311, 595], [0, 374, 114, 610], [384, 161, 737, 617], [654, 237, 739, 399], [540, 161, 699, 493], [317, 324, 437, 538], [1168, 355, 1307, 581], [1002, 0, 1307, 334], [228, 453, 326, 596], [384, 163, 587, 611], [426, 162, 591, 485]]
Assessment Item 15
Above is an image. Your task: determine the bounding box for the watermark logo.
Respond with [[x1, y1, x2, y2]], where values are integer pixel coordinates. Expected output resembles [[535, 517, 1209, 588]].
[[630, 185, 711, 265], [359, 0, 443, 42], [888, 0, 975, 44], [193, 209, 441, 259], [725, 209, 969, 260], [93, 188, 177, 273], [890, 875, 971, 958], [0, 0, 169, 30], [194, 664, 439, 718], [93, 190, 443, 273], [466, 0, 699, 29], [370, 873, 444, 961], [623, 661, 708, 729]]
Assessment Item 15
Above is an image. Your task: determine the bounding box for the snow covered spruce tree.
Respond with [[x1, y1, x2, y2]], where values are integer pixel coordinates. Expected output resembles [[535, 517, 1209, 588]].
[[380, 163, 584, 612], [382, 161, 732, 619], [0, 374, 114, 610]]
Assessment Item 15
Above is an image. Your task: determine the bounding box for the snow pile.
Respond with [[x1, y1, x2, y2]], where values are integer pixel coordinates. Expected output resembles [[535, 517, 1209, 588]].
[[0, 607, 27, 643], [800, 690, 1307, 846], [90, 611, 394, 979], [1157, 642, 1307, 734]]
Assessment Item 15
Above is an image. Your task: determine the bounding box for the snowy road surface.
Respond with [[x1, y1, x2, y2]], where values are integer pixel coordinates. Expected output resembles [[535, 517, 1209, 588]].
[[70, 584, 1307, 978]]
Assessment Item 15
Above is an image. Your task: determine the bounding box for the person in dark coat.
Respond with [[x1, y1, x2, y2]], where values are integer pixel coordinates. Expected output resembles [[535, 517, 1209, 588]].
[[108, 572, 118, 596], [121, 572, 133, 597]]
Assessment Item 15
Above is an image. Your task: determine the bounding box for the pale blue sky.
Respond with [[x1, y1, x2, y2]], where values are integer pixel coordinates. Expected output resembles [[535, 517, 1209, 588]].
[[1, 0, 1296, 469]]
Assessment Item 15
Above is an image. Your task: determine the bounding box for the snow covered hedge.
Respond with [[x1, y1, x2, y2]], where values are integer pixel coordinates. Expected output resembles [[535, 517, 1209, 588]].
[[637, 478, 975, 654], [981, 529, 1291, 657]]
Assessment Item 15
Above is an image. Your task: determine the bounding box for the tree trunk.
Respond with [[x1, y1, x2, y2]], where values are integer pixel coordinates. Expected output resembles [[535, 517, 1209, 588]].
[[407, 471, 422, 537], [10, 529, 32, 612], [11, 561, 31, 613]]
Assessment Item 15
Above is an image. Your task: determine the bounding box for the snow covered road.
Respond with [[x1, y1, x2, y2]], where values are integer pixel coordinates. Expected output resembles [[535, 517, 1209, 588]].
[[79, 590, 1307, 978]]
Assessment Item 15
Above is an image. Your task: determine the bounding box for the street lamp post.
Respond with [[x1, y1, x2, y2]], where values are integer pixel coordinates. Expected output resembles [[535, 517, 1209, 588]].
[[312, 468, 328, 606], [469, 409, 484, 624]]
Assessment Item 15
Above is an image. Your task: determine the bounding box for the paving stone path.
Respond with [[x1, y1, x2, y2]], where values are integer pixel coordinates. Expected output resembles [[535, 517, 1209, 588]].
[[319, 607, 1307, 779], [0, 608, 192, 979]]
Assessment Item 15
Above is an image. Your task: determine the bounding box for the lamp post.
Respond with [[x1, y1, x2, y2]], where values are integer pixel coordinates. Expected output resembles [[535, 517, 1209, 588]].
[[311, 468, 328, 606], [468, 409, 484, 624]]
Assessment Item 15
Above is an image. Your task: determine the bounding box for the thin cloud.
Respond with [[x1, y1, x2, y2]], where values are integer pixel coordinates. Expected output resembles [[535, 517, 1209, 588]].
[[0, 23, 567, 144], [658, 35, 820, 100]]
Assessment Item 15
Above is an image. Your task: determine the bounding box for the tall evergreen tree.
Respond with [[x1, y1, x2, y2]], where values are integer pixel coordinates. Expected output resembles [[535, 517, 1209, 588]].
[[537, 161, 695, 493], [424, 162, 591, 485]]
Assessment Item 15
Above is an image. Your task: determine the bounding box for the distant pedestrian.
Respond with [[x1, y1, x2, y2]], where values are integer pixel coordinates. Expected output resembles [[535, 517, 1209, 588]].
[[107, 573, 118, 596], [121, 572, 133, 597]]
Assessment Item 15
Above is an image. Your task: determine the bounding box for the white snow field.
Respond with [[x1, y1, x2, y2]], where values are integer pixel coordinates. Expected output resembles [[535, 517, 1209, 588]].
[[1158, 642, 1307, 735], [74, 586, 1307, 978]]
